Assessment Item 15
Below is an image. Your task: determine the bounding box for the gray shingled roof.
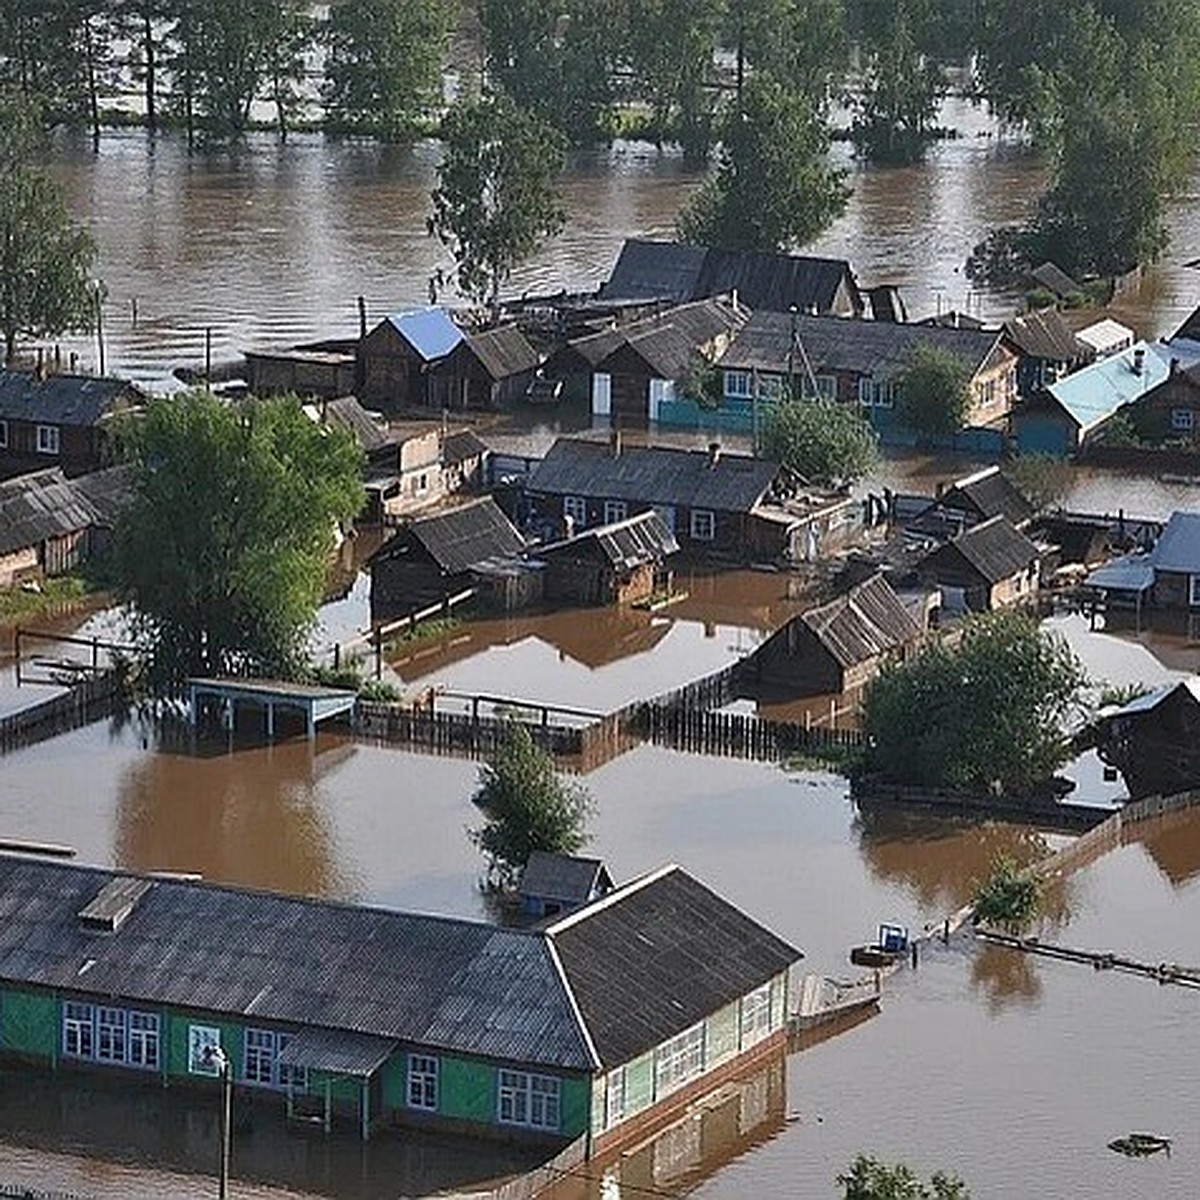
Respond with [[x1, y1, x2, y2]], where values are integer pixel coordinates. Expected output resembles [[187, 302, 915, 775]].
[[315, 396, 391, 453], [519, 853, 612, 906], [549, 866, 800, 1069], [402, 497, 526, 574], [1004, 309, 1091, 363], [721, 311, 1004, 381], [937, 466, 1035, 529], [460, 325, 540, 380], [0, 856, 595, 1071], [526, 439, 781, 514], [926, 515, 1040, 585], [0, 371, 138, 426], [793, 574, 921, 669], [0, 467, 121, 557]]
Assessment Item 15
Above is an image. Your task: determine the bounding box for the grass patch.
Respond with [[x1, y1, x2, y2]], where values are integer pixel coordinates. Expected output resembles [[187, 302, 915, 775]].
[[383, 615, 462, 654], [782, 742, 864, 776], [0, 576, 91, 623]]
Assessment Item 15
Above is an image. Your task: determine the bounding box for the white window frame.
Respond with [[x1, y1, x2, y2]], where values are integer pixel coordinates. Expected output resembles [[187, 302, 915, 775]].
[[128, 1011, 160, 1069], [605, 1067, 626, 1128], [655, 1023, 705, 1096], [63, 1001, 95, 1059], [725, 369, 752, 399], [407, 1053, 439, 1111], [0, 419, 7, 448], [563, 495, 588, 528], [243, 1028, 305, 1091], [1172, 408, 1194, 432], [689, 509, 716, 542], [36, 424, 59, 454], [739, 983, 773, 1047], [857, 378, 895, 409], [498, 1069, 560, 1131], [97, 1006, 127, 1063], [757, 374, 783, 401], [603, 500, 627, 525], [63, 1002, 158, 1070], [800, 374, 837, 402]]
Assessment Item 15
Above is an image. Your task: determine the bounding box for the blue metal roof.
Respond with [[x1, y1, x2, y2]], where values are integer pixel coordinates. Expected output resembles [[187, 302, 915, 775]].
[[1047, 342, 1200, 433], [1152, 511, 1200, 575], [386, 308, 464, 361]]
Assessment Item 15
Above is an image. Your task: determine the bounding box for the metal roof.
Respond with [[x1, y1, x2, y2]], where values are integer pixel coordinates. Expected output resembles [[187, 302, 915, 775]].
[[399, 497, 526, 574], [548, 866, 801, 1069], [0, 856, 595, 1071], [385, 309, 464, 362], [526, 438, 782, 514], [1151, 511, 1200, 574], [790, 574, 921, 670], [0, 371, 139, 426], [925, 515, 1040, 585], [720, 311, 1004, 381], [539, 509, 679, 570], [1085, 551, 1154, 593], [276, 1027, 397, 1076]]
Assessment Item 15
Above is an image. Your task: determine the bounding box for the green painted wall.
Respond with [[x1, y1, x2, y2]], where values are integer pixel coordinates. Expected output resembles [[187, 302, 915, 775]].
[[380, 1053, 406, 1111], [440, 1055, 496, 1124], [624, 1052, 654, 1115], [706, 1002, 739, 1066], [164, 1014, 244, 1082], [1, 989, 57, 1058], [560, 1074, 589, 1138], [311, 1070, 360, 1103]]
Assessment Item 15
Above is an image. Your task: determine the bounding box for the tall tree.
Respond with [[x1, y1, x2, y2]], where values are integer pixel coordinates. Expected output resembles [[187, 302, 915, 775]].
[[678, 72, 848, 251], [478, 0, 561, 123], [894, 343, 972, 439], [429, 91, 566, 311], [759, 396, 878, 488], [730, 0, 848, 106], [324, 0, 455, 138], [0, 97, 97, 365], [112, 392, 364, 691]]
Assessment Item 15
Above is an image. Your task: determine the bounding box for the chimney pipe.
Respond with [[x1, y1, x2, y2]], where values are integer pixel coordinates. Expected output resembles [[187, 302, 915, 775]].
[[1171, 357, 1180, 375], [610, 429, 622, 458], [358, 295, 367, 340], [1132, 347, 1145, 375], [708, 441, 721, 468]]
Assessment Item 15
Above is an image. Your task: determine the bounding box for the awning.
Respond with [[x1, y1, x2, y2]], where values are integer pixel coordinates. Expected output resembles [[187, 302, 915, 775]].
[[1086, 554, 1154, 594], [277, 1028, 397, 1077]]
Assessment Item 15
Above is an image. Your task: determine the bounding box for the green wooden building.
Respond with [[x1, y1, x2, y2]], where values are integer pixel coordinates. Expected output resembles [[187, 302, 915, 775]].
[[0, 857, 799, 1154]]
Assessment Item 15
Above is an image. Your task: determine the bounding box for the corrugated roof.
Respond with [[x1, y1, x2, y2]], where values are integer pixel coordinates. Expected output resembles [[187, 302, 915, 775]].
[[520, 853, 612, 906], [1004, 309, 1091, 363], [441, 429, 487, 465], [459, 326, 540, 380], [0, 856, 595, 1071], [540, 509, 679, 570], [939, 466, 1034, 529], [0, 468, 107, 556], [310, 396, 391, 453], [404, 497, 526, 574], [926, 515, 1040, 585], [1046, 342, 1199, 433], [0, 371, 139, 426], [793, 574, 921, 669], [526, 439, 781, 514], [1085, 551, 1154, 593], [721, 311, 1003, 381], [385, 309, 464, 362], [1151, 511, 1200, 574], [599, 239, 710, 303], [276, 1027, 397, 1076], [549, 866, 801, 1069]]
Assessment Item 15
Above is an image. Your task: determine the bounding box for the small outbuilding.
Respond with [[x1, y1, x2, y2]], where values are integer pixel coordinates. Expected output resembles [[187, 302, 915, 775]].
[[357, 309, 464, 410], [518, 852, 615, 919], [432, 326, 541, 409], [1098, 679, 1200, 799], [917, 515, 1041, 612]]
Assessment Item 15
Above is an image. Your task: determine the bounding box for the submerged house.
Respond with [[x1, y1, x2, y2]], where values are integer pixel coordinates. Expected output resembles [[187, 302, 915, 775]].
[[518, 853, 615, 919], [431, 326, 541, 409], [357, 309, 464, 410], [1090, 510, 1200, 613], [905, 465, 1035, 541], [745, 574, 923, 697], [1098, 679, 1200, 799], [0, 856, 799, 1155], [1003, 309, 1093, 394], [917, 515, 1041, 613]]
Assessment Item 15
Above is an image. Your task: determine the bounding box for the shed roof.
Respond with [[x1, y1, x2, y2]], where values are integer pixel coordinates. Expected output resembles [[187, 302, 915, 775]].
[[307, 396, 391, 453], [0, 468, 107, 556], [1004, 309, 1091, 363], [548, 865, 801, 1068], [925, 515, 1040, 584], [720, 311, 1004, 381], [458, 326, 541, 380], [385, 309, 464, 362], [1027, 262, 1082, 299], [0, 371, 138, 426], [539, 509, 680, 569], [395, 497, 526, 574], [441, 429, 488, 465], [519, 853, 613, 906], [938, 466, 1035, 528], [1085, 551, 1154, 593], [791, 574, 921, 669], [1151, 510, 1200, 574], [1072, 316, 1135, 356], [526, 438, 781, 514]]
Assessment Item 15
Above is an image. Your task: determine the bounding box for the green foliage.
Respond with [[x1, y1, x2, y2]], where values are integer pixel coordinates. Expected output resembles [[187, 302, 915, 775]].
[[1004, 453, 1072, 512], [839, 1154, 971, 1199], [972, 855, 1042, 933], [323, 0, 455, 139], [430, 91, 566, 310], [678, 360, 723, 409], [0, 576, 90, 624], [850, 0, 946, 164], [861, 611, 1089, 795], [305, 662, 401, 701], [678, 73, 849, 251], [1097, 681, 1151, 708], [1096, 410, 1141, 447], [0, 95, 97, 364], [112, 391, 365, 692], [760, 397, 878, 487], [731, 0, 849, 106], [894, 343, 972, 438], [469, 722, 592, 890]]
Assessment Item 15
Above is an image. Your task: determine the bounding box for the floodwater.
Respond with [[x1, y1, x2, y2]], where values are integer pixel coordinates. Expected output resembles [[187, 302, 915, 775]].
[[41, 93, 1200, 390]]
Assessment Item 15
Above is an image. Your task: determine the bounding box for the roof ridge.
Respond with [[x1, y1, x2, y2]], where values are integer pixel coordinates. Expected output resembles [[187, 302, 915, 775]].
[[542, 935, 602, 1070]]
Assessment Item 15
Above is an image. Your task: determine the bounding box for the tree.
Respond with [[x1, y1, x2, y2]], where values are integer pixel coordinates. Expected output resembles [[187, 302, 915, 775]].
[[677, 72, 848, 251], [759, 397, 878, 488], [861, 611, 1088, 796], [729, 0, 848, 107], [972, 855, 1042, 933], [429, 91, 566, 311], [112, 392, 364, 691], [478, 0, 561, 122], [894, 343, 972, 439], [839, 1154, 970, 1199], [468, 722, 592, 890], [1005, 453, 1072, 513], [0, 97, 96, 365], [324, 0, 455, 138]]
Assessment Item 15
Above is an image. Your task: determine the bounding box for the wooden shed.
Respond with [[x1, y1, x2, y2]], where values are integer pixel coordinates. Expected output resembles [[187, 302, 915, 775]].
[[357, 309, 464, 410], [917, 515, 1041, 612], [433, 326, 540, 409]]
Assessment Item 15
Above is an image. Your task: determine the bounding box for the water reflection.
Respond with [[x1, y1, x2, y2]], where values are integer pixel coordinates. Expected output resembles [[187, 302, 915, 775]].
[[1129, 807, 1200, 888], [970, 941, 1043, 1014]]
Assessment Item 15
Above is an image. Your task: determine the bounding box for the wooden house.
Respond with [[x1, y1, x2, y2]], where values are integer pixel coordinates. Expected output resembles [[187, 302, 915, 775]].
[[1003, 309, 1093, 395], [536, 509, 678, 606], [523, 437, 857, 562], [0, 370, 142, 479], [905, 466, 1035, 541], [598, 238, 863, 316], [1098, 679, 1200, 799], [245, 340, 358, 399], [363, 428, 489, 523], [1144, 511, 1200, 609], [0, 856, 799, 1157], [717, 312, 1018, 446], [368, 496, 525, 623], [1119, 356, 1200, 448], [745, 574, 923, 697], [917, 515, 1041, 613], [518, 853, 614, 919], [357, 309, 464, 411], [432, 326, 540, 409]]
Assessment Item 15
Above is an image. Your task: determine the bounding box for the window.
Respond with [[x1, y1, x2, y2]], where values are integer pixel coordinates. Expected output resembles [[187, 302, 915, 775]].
[[655, 1024, 705, 1096], [97, 1007, 127, 1063], [800, 374, 837, 401], [243, 1028, 305, 1091], [690, 510, 715, 542], [857, 378, 895, 408], [63, 1002, 95, 1059], [36, 424, 59, 454], [605, 1068, 626, 1128], [725, 370, 752, 398], [1190, 574, 1200, 608], [1172, 408, 1195, 432], [129, 1012, 160, 1069], [563, 495, 588, 527], [0, 419, 7, 448], [757, 374, 783, 401], [740, 984, 773, 1047], [498, 1069, 560, 1130], [604, 500, 627, 525], [408, 1054, 439, 1111]]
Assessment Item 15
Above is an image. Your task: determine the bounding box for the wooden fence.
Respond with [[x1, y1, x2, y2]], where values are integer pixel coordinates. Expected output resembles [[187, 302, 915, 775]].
[[635, 704, 863, 762], [0, 672, 123, 755], [486, 1135, 588, 1200]]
